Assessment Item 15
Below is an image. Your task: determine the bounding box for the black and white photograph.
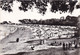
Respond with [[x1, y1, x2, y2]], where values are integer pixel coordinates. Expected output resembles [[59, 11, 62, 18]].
[[0, 0, 80, 55]]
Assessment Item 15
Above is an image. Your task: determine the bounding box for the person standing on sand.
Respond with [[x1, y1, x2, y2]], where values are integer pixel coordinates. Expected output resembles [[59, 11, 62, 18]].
[[63, 42, 66, 50], [16, 38, 19, 42]]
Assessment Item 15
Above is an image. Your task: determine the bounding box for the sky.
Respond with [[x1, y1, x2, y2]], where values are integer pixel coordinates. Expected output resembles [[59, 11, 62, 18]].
[[0, 0, 80, 23]]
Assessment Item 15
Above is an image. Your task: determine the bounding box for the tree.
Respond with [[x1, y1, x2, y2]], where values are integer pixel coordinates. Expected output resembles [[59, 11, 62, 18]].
[[2, 21, 8, 24], [0, 0, 78, 14], [0, 0, 13, 12], [76, 5, 80, 9]]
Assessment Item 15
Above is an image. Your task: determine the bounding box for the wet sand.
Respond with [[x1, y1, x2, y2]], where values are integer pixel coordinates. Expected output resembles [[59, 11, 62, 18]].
[[4, 47, 80, 55]]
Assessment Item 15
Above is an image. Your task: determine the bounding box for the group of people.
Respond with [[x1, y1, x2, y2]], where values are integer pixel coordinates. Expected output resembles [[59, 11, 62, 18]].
[[62, 40, 78, 50], [48, 40, 79, 50]]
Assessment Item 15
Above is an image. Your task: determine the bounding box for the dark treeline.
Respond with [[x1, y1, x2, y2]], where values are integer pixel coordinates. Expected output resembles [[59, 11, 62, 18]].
[[19, 16, 78, 26]]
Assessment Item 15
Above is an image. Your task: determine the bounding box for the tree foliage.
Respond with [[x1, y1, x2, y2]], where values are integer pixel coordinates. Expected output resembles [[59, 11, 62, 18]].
[[0, 0, 13, 12], [0, 0, 79, 14]]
